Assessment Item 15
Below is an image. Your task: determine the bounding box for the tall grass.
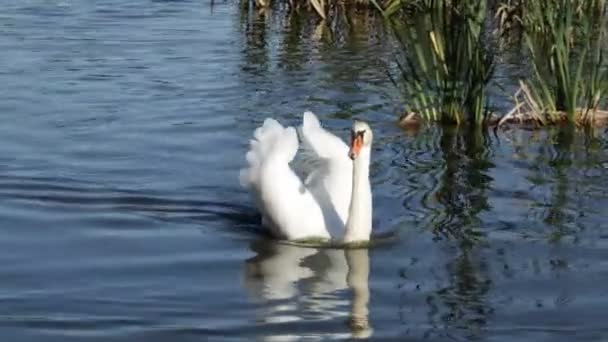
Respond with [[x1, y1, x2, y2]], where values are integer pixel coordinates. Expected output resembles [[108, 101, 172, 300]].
[[515, 0, 608, 124], [387, 0, 494, 125]]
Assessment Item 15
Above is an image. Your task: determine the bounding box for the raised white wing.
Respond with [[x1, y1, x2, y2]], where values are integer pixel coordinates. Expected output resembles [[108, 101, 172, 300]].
[[298, 111, 353, 226], [240, 112, 354, 240], [299, 111, 349, 167], [240, 118, 338, 240]]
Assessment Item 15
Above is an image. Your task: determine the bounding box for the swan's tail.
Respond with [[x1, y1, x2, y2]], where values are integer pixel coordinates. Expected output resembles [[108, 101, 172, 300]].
[[239, 118, 298, 190]]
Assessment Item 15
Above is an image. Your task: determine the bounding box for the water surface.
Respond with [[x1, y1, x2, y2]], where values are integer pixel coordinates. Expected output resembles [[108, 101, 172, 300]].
[[1, 1, 608, 341]]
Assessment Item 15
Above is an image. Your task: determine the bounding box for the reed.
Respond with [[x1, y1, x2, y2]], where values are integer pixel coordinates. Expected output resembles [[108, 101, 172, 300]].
[[387, 0, 494, 125], [494, 0, 523, 37], [510, 0, 608, 125], [239, 0, 608, 127], [247, 0, 395, 20]]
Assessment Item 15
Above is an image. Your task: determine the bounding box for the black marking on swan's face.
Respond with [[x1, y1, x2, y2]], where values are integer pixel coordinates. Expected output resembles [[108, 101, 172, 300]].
[[351, 130, 365, 141], [351, 121, 373, 146], [349, 121, 373, 160]]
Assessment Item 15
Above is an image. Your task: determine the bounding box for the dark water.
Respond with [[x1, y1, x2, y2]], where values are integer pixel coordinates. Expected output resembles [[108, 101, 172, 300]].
[[2, 1, 608, 341]]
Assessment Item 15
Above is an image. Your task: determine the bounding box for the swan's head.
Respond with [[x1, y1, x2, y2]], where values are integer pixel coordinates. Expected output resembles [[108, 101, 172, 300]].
[[349, 120, 373, 160]]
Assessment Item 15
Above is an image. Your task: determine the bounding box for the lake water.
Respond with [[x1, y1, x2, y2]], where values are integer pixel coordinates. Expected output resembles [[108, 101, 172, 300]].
[[2, 1, 608, 341]]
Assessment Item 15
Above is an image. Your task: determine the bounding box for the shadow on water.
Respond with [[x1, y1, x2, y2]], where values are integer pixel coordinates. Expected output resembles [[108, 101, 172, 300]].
[[242, 238, 372, 339]]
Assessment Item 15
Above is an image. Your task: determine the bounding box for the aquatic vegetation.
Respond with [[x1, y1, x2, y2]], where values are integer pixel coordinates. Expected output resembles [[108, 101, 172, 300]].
[[370, 0, 425, 18], [509, 0, 608, 125], [385, 0, 608, 128], [387, 0, 494, 126], [494, 0, 523, 38], [237, 0, 608, 127], [244, 0, 394, 20]]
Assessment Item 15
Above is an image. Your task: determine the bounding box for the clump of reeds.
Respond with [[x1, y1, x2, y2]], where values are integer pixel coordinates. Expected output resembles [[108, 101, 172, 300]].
[[502, 0, 608, 126], [387, 0, 494, 126], [248, 0, 389, 20]]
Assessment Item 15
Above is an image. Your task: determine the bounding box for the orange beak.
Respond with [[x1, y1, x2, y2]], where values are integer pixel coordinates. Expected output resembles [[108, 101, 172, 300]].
[[349, 134, 363, 160]]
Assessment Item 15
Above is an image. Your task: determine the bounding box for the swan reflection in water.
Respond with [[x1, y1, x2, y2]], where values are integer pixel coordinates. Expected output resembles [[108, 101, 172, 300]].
[[242, 239, 373, 340]]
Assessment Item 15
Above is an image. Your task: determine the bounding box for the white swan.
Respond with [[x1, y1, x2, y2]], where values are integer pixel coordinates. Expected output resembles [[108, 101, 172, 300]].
[[239, 111, 373, 242]]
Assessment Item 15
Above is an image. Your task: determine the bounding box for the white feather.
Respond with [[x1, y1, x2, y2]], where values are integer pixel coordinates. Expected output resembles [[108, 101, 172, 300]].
[[240, 111, 372, 241], [298, 111, 353, 226]]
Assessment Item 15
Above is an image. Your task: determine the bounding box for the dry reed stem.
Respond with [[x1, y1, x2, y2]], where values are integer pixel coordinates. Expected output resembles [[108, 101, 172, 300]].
[[498, 83, 608, 128]]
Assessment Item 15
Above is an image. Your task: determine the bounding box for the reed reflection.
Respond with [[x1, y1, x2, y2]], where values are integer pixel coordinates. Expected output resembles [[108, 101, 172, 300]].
[[432, 126, 493, 244], [242, 240, 372, 339], [424, 248, 492, 340], [543, 127, 575, 240], [412, 127, 494, 339], [511, 126, 595, 240], [238, 2, 270, 78]]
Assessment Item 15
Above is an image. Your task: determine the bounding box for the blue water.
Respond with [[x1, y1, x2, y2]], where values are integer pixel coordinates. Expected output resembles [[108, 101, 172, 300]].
[[1, 1, 608, 341]]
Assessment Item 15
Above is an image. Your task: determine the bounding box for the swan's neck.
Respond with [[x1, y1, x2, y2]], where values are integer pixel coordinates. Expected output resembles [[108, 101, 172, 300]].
[[344, 148, 372, 243]]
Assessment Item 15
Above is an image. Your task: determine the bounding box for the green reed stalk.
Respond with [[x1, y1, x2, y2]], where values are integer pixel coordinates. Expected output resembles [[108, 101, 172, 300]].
[[387, 0, 494, 125], [520, 0, 608, 124]]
